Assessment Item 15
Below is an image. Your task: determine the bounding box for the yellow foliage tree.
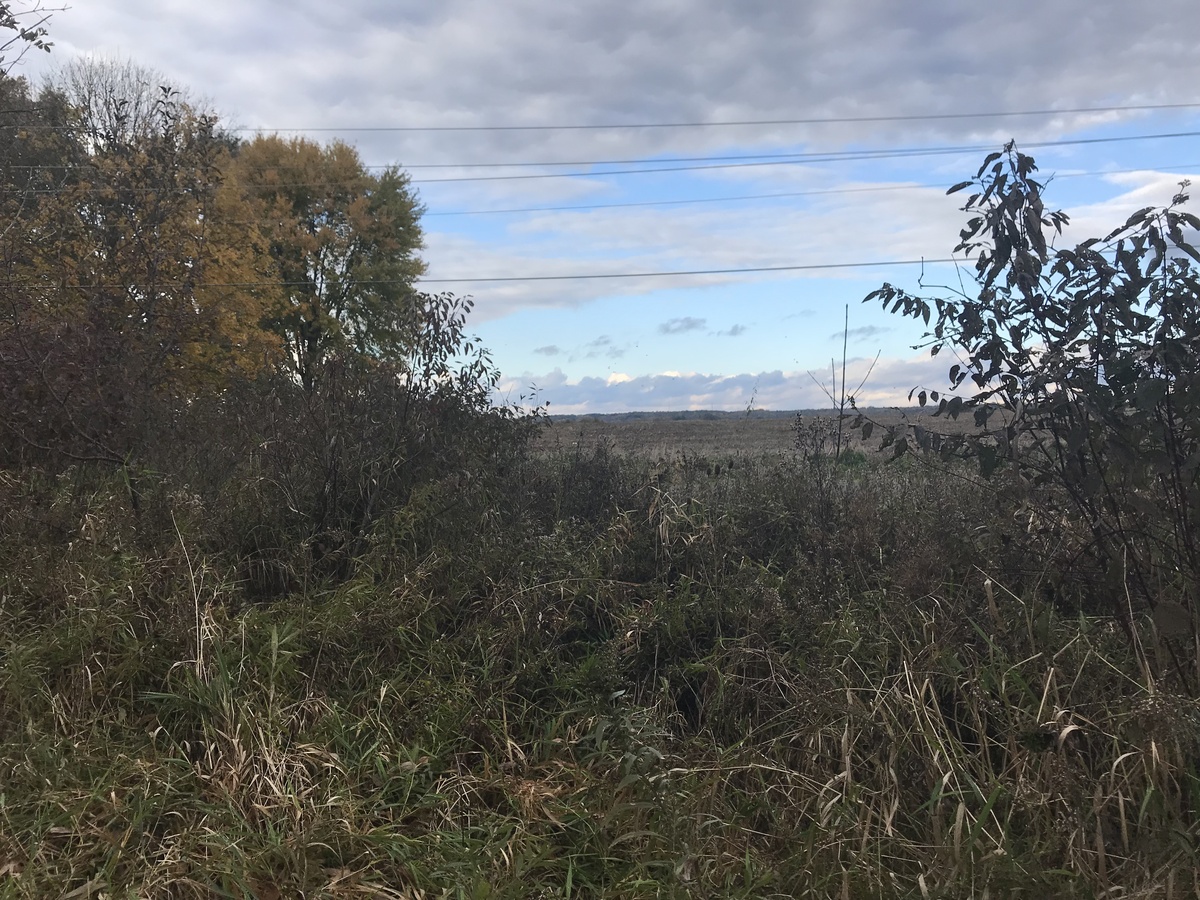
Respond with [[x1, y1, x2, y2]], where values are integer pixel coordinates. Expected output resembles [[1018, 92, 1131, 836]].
[[0, 68, 281, 469], [235, 134, 426, 393]]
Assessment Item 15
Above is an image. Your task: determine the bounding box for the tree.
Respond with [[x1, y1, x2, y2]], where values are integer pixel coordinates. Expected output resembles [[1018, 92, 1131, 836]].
[[866, 142, 1200, 650], [0, 71, 76, 242], [46, 56, 223, 148], [0, 0, 53, 75], [234, 135, 426, 393], [0, 62, 281, 474]]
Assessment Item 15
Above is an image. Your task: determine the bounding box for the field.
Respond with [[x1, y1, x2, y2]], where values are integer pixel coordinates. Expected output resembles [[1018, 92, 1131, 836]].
[[539, 408, 983, 457], [1, 406, 1197, 899]]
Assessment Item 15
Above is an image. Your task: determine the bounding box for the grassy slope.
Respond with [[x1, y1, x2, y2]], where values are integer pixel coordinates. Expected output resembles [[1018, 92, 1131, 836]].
[[1, 445, 1198, 898]]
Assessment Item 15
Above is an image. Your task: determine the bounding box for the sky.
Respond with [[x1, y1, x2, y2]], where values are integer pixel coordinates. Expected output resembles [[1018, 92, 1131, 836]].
[[14, 0, 1200, 413]]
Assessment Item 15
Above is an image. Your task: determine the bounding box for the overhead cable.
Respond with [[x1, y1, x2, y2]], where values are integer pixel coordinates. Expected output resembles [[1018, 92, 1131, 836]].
[[408, 131, 1200, 183], [425, 163, 1200, 217], [6, 131, 1198, 195], [221, 102, 1200, 133], [14, 257, 965, 290]]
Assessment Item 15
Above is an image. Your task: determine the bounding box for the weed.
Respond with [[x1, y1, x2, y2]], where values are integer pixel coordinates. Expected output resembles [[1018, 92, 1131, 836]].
[[1, 424, 1197, 897]]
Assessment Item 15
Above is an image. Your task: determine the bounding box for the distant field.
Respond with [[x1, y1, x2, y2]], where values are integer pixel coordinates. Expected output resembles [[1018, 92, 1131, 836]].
[[536, 407, 985, 458]]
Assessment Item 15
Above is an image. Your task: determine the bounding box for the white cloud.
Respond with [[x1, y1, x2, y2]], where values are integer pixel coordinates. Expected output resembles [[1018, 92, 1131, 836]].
[[501, 350, 963, 413], [423, 181, 968, 322], [1060, 170, 1200, 243]]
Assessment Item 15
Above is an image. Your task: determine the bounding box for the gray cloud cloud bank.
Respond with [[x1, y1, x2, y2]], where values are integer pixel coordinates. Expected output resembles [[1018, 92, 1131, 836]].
[[658, 316, 707, 335], [831, 325, 892, 342], [583, 335, 628, 359], [27, 0, 1200, 171]]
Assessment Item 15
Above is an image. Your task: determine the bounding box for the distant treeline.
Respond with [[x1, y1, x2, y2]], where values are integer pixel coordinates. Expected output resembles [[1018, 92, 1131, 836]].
[[549, 407, 912, 423]]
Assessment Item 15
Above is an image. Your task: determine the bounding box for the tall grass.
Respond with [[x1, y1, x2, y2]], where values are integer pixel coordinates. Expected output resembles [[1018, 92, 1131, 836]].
[[1, 444, 1197, 898]]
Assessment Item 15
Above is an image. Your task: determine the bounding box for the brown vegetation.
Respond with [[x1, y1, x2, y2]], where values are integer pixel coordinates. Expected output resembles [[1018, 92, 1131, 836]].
[[0, 31, 1197, 897]]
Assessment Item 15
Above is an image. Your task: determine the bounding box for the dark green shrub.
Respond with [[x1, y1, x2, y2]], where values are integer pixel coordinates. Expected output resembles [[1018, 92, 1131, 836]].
[[868, 143, 1200, 663]]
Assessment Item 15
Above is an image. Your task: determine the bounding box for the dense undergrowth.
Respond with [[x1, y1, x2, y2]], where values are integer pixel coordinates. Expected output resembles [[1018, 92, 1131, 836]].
[[2, 434, 1198, 899]]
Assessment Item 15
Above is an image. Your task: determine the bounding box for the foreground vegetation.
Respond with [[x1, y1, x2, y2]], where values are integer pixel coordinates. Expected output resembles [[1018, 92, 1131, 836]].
[[1, 11, 1197, 896], [2, 435, 1198, 898]]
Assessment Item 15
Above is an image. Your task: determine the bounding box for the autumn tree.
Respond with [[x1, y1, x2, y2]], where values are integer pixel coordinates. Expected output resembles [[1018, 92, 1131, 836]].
[[234, 134, 425, 393], [0, 62, 280, 474]]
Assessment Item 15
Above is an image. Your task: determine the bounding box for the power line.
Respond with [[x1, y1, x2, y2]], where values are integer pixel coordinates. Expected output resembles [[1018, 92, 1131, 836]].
[[222, 102, 1200, 134], [0, 140, 1099, 172], [4, 149, 839, 169], [6, 158, 1198, 224], [416, 259, 961, 283], [427, 184, 925, 216], [7, 131, 1198, 195], [0, 145, 954, 177], [408, 132, 1200, 183], [25, 258, 962, 291], [399, 150, 951, 169], [417, 147, 978, 179], [425, 163, 1200, 217], [162, 258, 956, 287]]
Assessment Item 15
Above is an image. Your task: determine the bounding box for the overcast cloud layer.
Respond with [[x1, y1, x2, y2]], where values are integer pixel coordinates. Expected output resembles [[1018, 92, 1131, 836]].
[[19, 0, 1200, 411], [33, 0, 1200, 153]]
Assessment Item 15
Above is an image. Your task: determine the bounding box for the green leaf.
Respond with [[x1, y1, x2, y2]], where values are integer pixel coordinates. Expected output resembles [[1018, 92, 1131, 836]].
[[947, 180, 973, 195], [1125, 206, 1155, 228], [976, 151, 1002, 178], [1179, 242, 1200, 265]]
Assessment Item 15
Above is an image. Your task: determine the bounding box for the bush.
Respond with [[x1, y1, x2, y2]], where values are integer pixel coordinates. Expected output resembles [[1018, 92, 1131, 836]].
[[867, 143, 1200, 673]]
